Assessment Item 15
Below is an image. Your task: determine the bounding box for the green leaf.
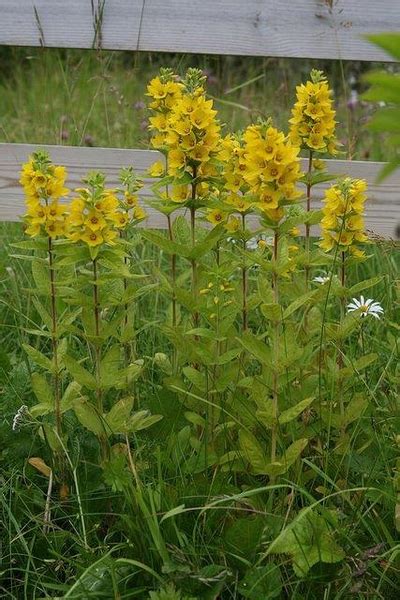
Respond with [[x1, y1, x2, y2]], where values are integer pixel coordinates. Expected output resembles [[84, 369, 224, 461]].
[[172, 215, 191, 245], [184, 411, 205, 428], [279, 397, 314, 425], [141, 230, 185, 256], [237, 332, 271, 365], [183, 366, 206, 391], [31, 372, 52, 405], [11, 239, 48, 251], [160, 504, 186, 524], [365, 33, 400, 61], [224, 516, 265, 562], [283, 290, 317, 319], [105, 396, 134, 434], [264, 439, 308, 477], [303, 208, 324, 225], [363, 70, 400, 104], [269, 509, 345, 576], [238, 564, 282, 599], [340, 353, 378, 378], [23, 343, 53, 372], [126, 410, 162, 432], [114, 362, 142, 389], [72, 398, 104, 436], [239, 430, 267, 474], [31, 258, 49, 293], [256, 399, 275, 429], [347, 276, 383, 296], [32, 298, 52, 330], [60, 381, 81, 413], [187, 225, 223, 260], [260, 303, 281, 321], [100, 345, 121, 388], [64, 355, 97, 390], [368, 108, 400, 133]]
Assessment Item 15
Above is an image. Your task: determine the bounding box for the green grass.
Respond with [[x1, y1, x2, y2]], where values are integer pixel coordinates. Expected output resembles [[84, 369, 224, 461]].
[[0, 47, 396, 160]]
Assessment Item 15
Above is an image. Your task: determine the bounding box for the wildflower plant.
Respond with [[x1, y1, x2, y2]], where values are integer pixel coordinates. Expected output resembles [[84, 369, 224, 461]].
[[289, 70, 340, 277], [10, 67, 397, 594], [15, 156, 161, 490]]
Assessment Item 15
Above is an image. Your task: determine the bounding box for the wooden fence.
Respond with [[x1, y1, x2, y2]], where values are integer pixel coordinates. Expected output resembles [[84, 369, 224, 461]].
[[0, 0, 399, 237]]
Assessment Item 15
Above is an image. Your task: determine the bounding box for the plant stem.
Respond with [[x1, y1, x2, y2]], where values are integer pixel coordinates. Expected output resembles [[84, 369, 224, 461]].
[[121, 228, 132, 368], [241, 213, 248, 331], [338, 251, 346, 417], [48, 236, 62, 441], [92, 257, 107, 460], [271, 231, 280, 466], [190, 167, 199, 328], [167, 214, 177, 329], [305, 149, 313, 287]]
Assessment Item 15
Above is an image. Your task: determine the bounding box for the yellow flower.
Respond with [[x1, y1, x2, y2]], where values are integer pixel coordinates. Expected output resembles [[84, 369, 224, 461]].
[[170, 185, 189, 203], [124, 192, 139, 208], [45, 220, 65, 238], [47, 201, 65, 221], [225, 216, 241, 233], [168, 149, 186, 173], [133, 206, 147, 220], [81, 228, 104, 247], [85, 210, 107, 231], [289, 70, 337, 155], [206, 209, 226, 226], [148, 161, 165, 178], [112, 212, 129, 229], [320, 178, 368, 256], [98, 193, 119, 214], [26, 203, 47, 224], [102, 228, 118, 245], [25, 222, 41, 237]]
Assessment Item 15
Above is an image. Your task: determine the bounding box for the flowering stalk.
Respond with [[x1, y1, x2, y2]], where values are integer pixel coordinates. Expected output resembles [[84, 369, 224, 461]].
[[305, 149, 313, 285], [190, 169, 199, 328], [20, 151, 69, 476], [271, 231, 280, 466], [241, 213, 248, 331], [47, 235, 62, 441], [92, 257, 108, 459]]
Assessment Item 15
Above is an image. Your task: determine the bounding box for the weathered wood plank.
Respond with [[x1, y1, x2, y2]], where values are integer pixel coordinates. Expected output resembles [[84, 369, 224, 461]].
[[0, 1, 398, 62], [0, 143, 399, 239]]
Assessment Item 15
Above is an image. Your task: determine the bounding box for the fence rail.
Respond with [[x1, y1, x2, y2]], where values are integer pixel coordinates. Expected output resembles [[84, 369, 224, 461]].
[[0, 0, 399, 61], [0, 2, 399, 236], [1, 143, 399, 238]]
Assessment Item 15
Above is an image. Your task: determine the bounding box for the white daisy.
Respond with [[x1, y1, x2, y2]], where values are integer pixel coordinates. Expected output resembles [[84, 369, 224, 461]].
[[313, 275, 331, 285], [346, 295, 384, 319]]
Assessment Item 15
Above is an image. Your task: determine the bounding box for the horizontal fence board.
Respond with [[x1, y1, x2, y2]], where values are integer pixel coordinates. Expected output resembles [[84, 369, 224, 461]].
[[0, 143, 399, 239], [0, 1, 398, 61]]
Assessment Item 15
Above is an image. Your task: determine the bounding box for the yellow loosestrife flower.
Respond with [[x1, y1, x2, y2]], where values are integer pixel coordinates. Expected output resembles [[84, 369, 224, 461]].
[[289, 70, 338, 155], [147, 68, 221, 206], [243, 122, 302, 223], [21, 151, 69, 238], [319, 178, 368, 257], [66, 173, 128, 248]]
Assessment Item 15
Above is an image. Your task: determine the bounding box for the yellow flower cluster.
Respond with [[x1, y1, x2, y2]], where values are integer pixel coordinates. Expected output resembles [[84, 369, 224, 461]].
[[147, 68, 221, 205], [218, 134, 253, 214], [119, 167, 147, 221], [243, 123, 302, 223], [21, 152, 69, 238], [289, 70, 337, 154], [320, 178, 368, 258], [66, 173, 134, 248]]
